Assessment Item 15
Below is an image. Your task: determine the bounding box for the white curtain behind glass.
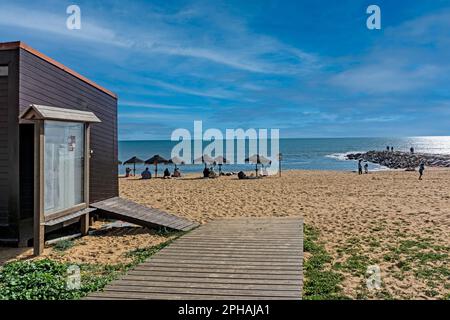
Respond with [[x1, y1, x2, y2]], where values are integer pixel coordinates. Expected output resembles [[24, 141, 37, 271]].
[[44, 121, 84, 215]]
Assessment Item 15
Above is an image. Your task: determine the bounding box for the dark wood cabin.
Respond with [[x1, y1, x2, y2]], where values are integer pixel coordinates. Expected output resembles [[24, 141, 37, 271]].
[[0, 41, 118, 253]]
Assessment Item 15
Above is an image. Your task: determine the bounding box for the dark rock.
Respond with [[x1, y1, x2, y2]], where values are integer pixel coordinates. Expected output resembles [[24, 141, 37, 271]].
[[345, 151, 450, 169]]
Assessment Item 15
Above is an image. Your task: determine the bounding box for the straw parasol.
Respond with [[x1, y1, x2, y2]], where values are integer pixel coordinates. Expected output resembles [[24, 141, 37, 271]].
[[214, 156, 228, 175], [169, 156, 185, 170], [245, 154, 271, 177], [123, 156, 144, 176], [145, 154, 169, 178], [118, 160, 123, 165], [194, 154, 214, 168]]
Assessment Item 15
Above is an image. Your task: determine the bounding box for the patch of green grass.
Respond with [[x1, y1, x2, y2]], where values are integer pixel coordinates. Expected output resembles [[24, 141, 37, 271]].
[[383, 237, 449, 299], [125, 238, 176, 264], [0, 231, 182, 300], [425, 289, 439, 298], [340, 254, 373, 276], [0, 259, 88, 300], [53, 239, 74, 252], [303, 225, 348, 300], [368, 240, 381, 248]]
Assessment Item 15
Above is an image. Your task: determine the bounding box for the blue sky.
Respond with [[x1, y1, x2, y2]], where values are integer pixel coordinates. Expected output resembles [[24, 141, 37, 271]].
[[1, 0, 450, 140]]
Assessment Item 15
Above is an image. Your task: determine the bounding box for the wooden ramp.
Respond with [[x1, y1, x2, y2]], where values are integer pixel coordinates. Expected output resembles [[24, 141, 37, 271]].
[[87, 217, 303, 300], [90, 197, 198, 232]]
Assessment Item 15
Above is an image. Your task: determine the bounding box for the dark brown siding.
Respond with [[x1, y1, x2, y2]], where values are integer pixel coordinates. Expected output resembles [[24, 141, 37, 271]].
[[0, 73, 9, 226], [0, 49, 20, 241], [18, 48, 118, 203]]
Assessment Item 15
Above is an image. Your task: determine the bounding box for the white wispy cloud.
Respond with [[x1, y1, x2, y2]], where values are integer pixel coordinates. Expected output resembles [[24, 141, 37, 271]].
[[329, 10, 450, 94], [0, 4, 127, 47], [0, 1, 320, 75], [120, 101, 186, 109]]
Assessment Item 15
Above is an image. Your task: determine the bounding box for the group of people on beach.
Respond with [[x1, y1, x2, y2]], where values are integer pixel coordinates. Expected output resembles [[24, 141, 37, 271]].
[[359, 145, 425, 180], [124, 167, 181, 179], [357, 160, 369, 175]]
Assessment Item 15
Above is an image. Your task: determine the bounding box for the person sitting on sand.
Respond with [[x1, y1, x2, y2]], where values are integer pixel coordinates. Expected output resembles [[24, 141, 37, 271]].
[[419, 161, 425, 180], [358, 160, 363, 175], [125, 167, 131, 177], [163, 168, 171, 179], [364, 163, 369, 174], [209, 167, 217, 178], [172, 168, 181, 178], [203, 166, 210, 178], [238, 171, 247, 179], [261, 166, 269, 177], [141, 167, 151, 179]]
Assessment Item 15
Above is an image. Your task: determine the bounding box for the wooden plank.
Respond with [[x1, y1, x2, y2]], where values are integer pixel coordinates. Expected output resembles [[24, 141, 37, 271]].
[[155, 252, 301, 260], [87, 291, 297, 300], [126, 270, 301, 280], [103, 286, 301, 298], [120, 274, 300, 285], [90, 196, 198, 232], [143, 259, 301, 267], [87, 217, 303, 300], [111, 280, 300, 291], [133, 265, 300, 273]]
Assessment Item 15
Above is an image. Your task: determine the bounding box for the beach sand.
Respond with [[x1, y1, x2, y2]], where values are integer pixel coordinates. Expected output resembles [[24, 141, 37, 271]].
[[120, 169, 450, 299], [0, 222, 174, 266]]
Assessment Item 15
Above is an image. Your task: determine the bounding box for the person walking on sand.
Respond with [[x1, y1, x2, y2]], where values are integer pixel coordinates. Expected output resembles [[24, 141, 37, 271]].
[[391, 146, 394, 152], [364, 163, 369, 174], [358, 159, 363, 175], [418, 161, 425, 180], [386, 146, 390, 152]]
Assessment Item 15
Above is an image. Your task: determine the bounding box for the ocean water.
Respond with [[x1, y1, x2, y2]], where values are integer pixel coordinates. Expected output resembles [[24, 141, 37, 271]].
[[118, 137, 450, 175]]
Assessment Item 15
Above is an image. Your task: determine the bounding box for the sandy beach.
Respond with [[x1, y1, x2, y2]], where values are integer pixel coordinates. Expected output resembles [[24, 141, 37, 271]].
[[120, 169, 450, 299], [1, 169, 448, 300]]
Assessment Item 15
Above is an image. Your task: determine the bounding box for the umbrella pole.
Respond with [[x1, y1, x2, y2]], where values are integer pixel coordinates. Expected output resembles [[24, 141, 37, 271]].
[[133, 163, 136, 176], [255, 164, 258, 177], [155, 163, 158, 178]]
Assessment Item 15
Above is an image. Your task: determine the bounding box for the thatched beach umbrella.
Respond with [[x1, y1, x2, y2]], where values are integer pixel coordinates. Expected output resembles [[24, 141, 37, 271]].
[[194, 154, 214, 168], [245, 154, 272, 177], [145, 154, 169, 178], [123, 156, 144, 176], [118, 160, 123, 165], [169, 156, 185, 170], [214, 156, 227, 175]]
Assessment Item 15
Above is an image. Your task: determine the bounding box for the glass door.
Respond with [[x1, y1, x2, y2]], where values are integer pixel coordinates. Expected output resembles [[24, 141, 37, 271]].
[[43, 121, 85, 215]]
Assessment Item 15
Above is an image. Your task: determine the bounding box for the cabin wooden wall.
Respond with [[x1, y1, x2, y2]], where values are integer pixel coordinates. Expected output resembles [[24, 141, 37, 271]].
[[18, 48, 119, 204], [0, 49, 20, 242]]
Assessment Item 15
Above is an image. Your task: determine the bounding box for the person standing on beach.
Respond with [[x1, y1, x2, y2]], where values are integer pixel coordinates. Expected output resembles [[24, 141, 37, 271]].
[[386, 146, 390, 151], [418, 161, 425, 180], [410, 147, 414, 154], [358, 160, 363, 175], [364, 163, 369, 174], [391, 146, 394, 152]]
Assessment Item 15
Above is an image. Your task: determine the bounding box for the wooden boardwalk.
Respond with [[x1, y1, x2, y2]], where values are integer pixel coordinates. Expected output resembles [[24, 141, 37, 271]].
[[87, 217, 303, 300], [90, 197, 198, 232]]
